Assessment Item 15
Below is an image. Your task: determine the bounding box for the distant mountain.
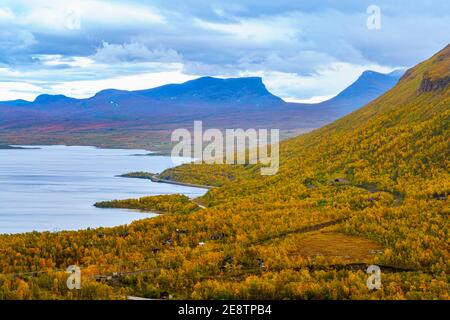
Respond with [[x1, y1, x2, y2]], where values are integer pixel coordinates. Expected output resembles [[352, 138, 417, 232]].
[[0, 72, 400, 110], [0, 99, 31, 107], [33, 94, 78, 106], [0, 77, 282, 109], [0, 72, 402, 150], [315, 69, 403, 116], [135, 76, 283, 105]]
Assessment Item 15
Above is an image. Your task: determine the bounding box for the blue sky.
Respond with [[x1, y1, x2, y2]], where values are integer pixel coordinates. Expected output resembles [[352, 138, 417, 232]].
[[0, 0, 449, 102]]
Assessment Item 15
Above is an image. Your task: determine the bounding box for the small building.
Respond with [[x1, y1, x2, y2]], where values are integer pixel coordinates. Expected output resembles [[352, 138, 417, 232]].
[[95, 275, 113, 282], [210, 232, 226, 240], [433, 193, 447, 200], [151, 247, 160, 254], [257, 259, 266, 268]]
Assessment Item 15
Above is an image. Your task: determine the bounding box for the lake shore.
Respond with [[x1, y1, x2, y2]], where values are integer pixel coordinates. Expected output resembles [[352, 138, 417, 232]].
[[118, 172, 215, 189], [0, 145, 40, 150], [0, 145, 206, 234]]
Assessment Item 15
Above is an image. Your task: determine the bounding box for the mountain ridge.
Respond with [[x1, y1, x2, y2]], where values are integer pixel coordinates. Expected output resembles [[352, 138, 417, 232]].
[[0, 71, 403, 151], [314, 69, 403, 116], [1, 72, 401, 108]]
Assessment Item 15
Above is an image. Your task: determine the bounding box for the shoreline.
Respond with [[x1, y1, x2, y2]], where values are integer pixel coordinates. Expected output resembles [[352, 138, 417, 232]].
[[119, 172, 215, 190]]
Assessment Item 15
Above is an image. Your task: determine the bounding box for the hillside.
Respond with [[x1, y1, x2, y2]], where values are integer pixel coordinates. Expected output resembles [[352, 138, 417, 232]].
[[0, 46, 447, 300], [0, 72, 400, 152], [160, 48, 447, 192]]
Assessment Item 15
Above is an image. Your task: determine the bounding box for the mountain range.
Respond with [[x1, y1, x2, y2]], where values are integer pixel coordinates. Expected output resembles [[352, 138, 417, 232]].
[[0, 69, 403, 151]]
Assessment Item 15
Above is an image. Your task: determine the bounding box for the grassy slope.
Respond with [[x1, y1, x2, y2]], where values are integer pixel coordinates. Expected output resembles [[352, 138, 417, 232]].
[[0, 46, 448, 300]]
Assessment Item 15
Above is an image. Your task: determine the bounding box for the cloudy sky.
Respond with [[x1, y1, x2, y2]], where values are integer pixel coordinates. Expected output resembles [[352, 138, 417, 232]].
[[0, 0, 449, 102]]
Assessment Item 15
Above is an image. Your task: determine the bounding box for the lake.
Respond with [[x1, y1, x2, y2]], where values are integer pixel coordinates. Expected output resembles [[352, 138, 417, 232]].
[[0, 145, 206, 234]]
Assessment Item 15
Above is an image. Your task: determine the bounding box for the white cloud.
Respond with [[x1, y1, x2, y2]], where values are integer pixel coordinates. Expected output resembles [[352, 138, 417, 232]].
[[0, 29, 36, 51], [92, 42, 182, 63], [0, 81, 44, 101], [285, 95, 335, 104], [77, 1, 166, 26], [1, 0, 165, 32], [34, 55, 95, 68], [194, 16, 298, 43], [0, 55, 195, 100], [0, 7, 15, 21]]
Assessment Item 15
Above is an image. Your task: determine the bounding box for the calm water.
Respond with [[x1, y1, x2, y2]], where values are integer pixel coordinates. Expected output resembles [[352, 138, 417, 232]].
[[0, 145, 206, 234]]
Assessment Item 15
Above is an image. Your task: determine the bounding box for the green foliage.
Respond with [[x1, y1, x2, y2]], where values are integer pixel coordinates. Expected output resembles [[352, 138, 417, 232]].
[[95, 194, 199, 214], [159, 164, 253, 187], [119, 172, 154, 180]]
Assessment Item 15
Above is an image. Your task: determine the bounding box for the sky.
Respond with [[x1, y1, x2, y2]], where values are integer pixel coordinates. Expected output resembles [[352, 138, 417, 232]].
[[0, 0, 449, 102]]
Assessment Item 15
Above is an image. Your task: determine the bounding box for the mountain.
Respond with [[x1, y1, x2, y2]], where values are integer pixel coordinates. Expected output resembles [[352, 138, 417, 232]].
[[316, 70, 403, 115], [32, 94, 78, 107], [0, 99, 31, 107], [0, 76, 282, 109], [0, 72, 402, 151], [135, 76, 284, 105], [0, 72, 400, 110]]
